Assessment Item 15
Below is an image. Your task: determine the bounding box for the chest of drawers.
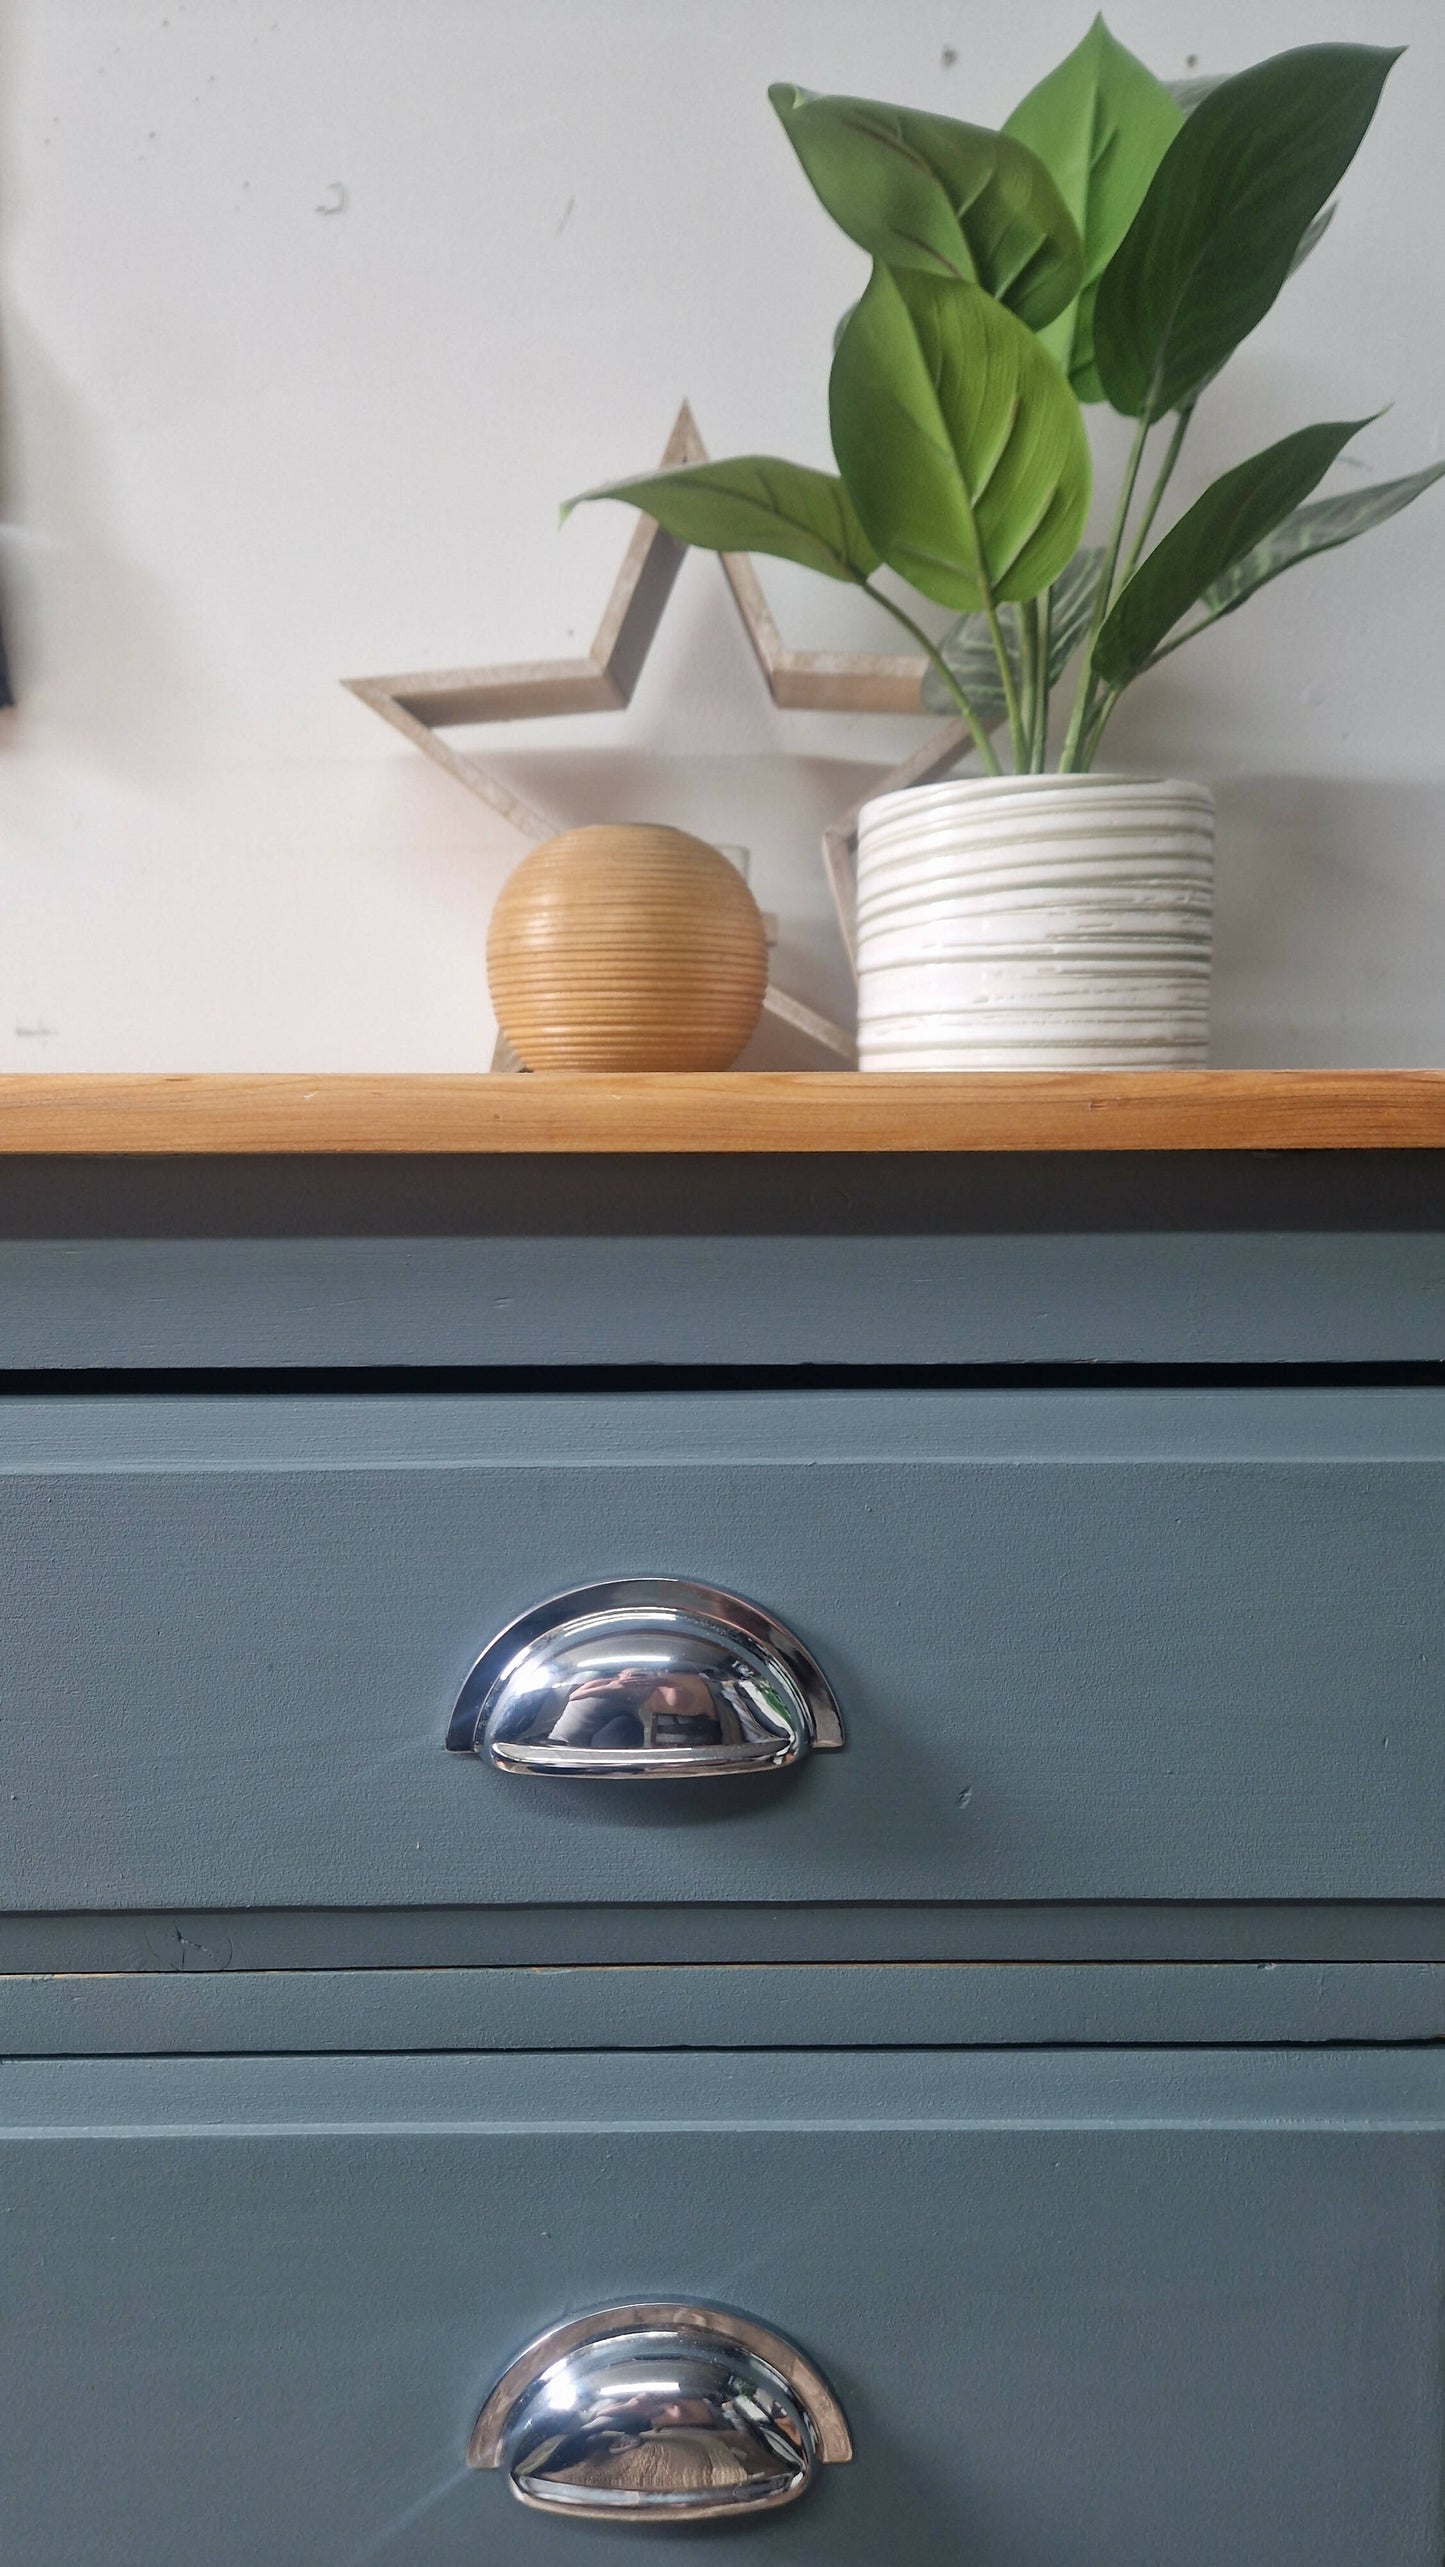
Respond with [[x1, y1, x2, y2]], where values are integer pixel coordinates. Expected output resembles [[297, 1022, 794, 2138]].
[[2, 1068, 1443, 2566]]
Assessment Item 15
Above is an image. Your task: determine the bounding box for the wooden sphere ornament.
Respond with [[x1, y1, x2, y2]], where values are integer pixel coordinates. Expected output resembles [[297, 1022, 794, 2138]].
[[487, 824, 769, 1071]]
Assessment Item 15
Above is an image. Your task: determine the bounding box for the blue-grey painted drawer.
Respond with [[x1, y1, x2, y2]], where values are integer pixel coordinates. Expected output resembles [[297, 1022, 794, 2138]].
[[1, 1388, 1443, 1907], [0, 2048, 1440, 2565]]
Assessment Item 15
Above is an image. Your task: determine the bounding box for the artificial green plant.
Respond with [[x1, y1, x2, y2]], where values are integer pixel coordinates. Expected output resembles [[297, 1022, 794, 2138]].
[[564, 22, 1444, 778]]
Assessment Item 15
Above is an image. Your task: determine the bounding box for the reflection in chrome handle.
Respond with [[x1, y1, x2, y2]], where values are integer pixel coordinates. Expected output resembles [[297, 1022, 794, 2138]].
[[446, 1578, 844, 1779], [468, 2302, 852, 2522]]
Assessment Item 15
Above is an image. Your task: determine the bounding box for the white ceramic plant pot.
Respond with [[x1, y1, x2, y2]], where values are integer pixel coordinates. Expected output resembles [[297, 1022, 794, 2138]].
[[855, 773, 1215, 1071]]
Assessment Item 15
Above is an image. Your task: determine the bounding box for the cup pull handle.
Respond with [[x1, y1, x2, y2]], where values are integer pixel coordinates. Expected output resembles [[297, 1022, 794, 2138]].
[[446, 1578, 844, 1779], [468, 2302, 852, 2522]]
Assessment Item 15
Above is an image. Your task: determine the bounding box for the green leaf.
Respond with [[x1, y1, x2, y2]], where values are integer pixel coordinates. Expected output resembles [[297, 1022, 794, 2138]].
[[1170, 54, 1369, 238], [561, 456, 880, 583], [1044, 543, 1110, 678], [1170, 203, 1338, 406], [1152, 69, 1337, 405], [1287, 201, 1336, 279], [1094, 44, 1400, 420], [830, 268, 1092, 612], [1004, 17, 1182, 401], [1172, 53, 1372, 235], [1199, 462, 1445, 618], [1093, 416, 1373, 686], [921, 546, 1104, 714], [768, 84, 1083, 331], [920, 607, 1020, 724]]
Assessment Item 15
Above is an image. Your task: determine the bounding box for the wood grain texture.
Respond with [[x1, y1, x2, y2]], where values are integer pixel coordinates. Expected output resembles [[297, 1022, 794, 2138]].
[[486, 824, 768, 1070], [2, 1068, 1445, 1153]]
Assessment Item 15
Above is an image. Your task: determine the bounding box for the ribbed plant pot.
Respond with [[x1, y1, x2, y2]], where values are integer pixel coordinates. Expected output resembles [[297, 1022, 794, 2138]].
[[855, 774, 1215, 1071]]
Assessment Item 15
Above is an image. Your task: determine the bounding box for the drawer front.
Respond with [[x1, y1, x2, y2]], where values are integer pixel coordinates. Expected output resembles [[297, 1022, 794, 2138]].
[[1, 1388, 1443, 1908], [0, 2048, 1441, 2565]]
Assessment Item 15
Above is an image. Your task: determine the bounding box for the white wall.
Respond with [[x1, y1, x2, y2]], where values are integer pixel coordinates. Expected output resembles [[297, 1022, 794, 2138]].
[[0, 0, 1441, 1070]]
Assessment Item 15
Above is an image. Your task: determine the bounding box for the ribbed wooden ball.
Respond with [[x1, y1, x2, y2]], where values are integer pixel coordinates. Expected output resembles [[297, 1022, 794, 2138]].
[[487, 824, 769, 1071]]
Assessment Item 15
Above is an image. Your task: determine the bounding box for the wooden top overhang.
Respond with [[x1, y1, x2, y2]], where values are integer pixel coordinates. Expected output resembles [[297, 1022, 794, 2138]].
[[1, 1071, 1443, 1153]]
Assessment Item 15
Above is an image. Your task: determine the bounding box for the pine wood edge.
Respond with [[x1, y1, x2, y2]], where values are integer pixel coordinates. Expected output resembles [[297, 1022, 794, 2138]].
[[2, 1072, 1445, 1154]]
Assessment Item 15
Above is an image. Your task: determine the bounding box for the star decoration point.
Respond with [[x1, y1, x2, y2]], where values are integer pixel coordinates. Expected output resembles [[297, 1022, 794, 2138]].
[[344, 402, 978, 1061]]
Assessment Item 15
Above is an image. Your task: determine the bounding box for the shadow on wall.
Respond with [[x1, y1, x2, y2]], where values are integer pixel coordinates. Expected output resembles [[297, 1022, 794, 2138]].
[[1211, 776, 1445, 1065], [0, 305, 222, 777], [0, 0, 18, 709], [0, 0, 218, 778]]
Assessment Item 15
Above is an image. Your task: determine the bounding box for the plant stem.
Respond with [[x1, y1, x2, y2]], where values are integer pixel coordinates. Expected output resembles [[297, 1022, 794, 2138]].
[[1058, 407, 1153, 774], [1018, 597, 1040, 773], [1080, 683, 1121, 770], [980, 593, 1026, 774], [1026, 591, 1051, 770], [1016, 605, 1042, 775], [1117, 401, 1195, 590], [860, 581, 1003, 778], [1140, 608, 1221, 668]]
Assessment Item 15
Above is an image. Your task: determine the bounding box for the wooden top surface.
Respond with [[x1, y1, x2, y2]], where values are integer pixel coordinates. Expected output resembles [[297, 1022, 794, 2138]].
[[1, 1070, 1444, 1153]]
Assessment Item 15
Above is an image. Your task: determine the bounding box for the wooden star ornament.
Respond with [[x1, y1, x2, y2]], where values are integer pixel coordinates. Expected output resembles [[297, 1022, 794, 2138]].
[[343, 402, 977, 1059]]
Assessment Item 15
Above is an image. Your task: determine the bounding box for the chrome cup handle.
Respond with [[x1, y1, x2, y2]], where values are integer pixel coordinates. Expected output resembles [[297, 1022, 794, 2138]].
[[468, 2303, 852, 2523], [445, 1578, 844, 1779]]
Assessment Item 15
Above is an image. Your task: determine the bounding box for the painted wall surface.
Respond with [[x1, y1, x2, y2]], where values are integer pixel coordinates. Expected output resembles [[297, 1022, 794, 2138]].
[[0, 0, 1440, 1070]]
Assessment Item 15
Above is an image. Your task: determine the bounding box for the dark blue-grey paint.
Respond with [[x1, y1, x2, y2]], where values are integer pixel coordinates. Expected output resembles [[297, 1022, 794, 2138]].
[[1, 1151, 1443, 1369], [7, 1899, 1445, 1972], [2, 1961, 1442, 2053], [3, 1227, 1445, 1367], [0, 2048, 1440, 2565], [2, 1388, 1441, 1909]]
